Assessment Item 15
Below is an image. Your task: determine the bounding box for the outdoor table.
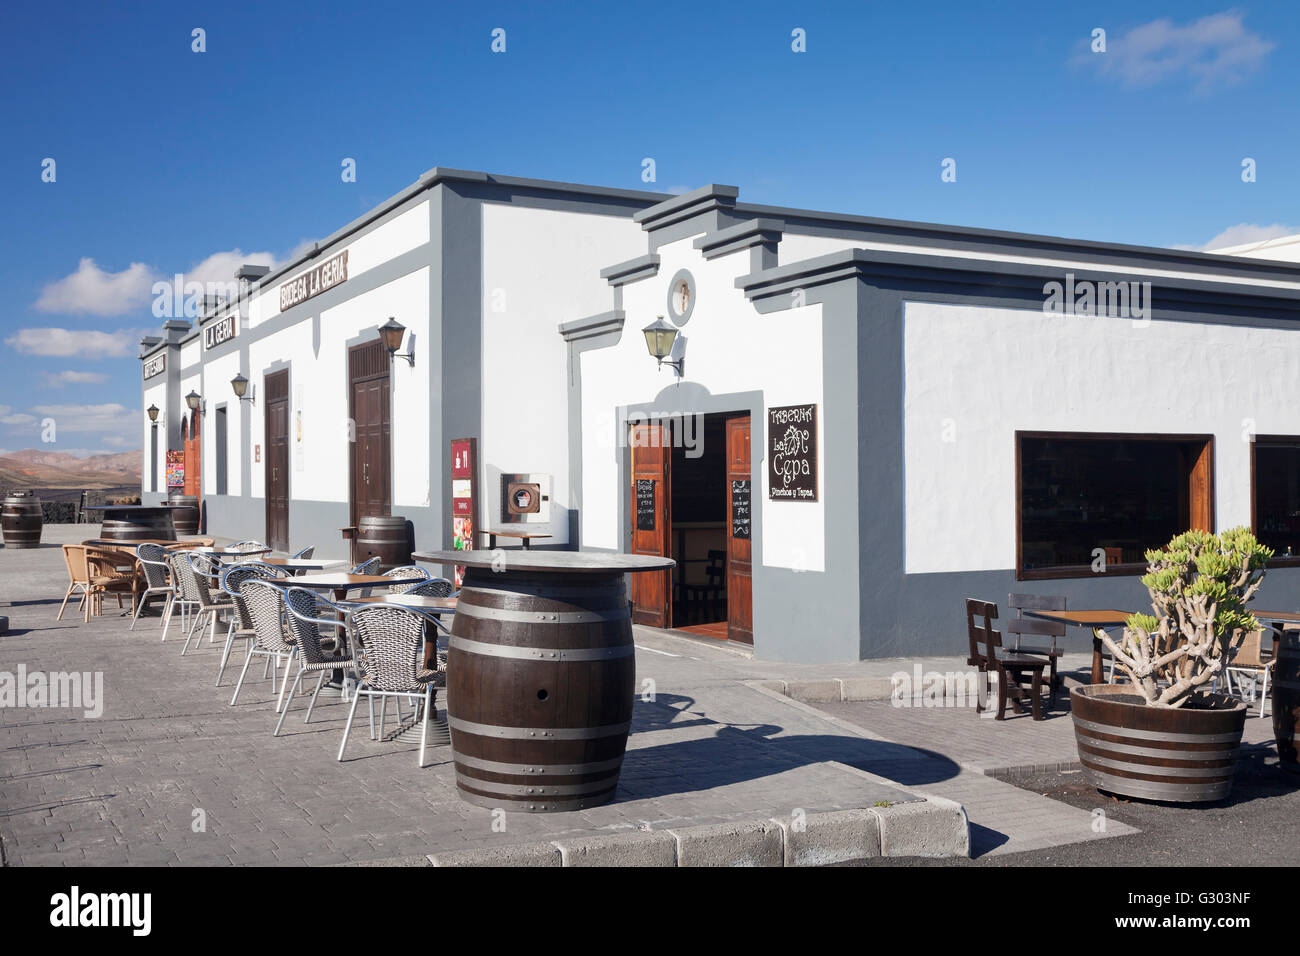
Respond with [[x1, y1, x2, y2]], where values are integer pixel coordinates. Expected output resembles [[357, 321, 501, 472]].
[[177, 546, 274, 559], [258, 557, 346, 573], [80, 504, 178, 542], [286, 572, 393, 601], [412, 548, 673, 812], [479, 529, 552, 550], [1025, 609, 1136, 685]]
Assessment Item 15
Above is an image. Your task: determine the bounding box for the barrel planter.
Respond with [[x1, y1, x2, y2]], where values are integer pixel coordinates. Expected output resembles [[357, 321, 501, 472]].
[[1, 492, 43, 549], [1272, 630, 1300, 772], [413, 549, 675, 812], [1071, 684, 1247, 802], [355, 515, 413, 572], [166, 493, 200, 536]]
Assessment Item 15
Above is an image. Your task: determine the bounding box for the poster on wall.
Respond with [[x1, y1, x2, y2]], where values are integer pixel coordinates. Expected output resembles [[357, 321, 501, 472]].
[[767, 403, 818, 501], [731, 479, 752, 539], [450, 438, 478, 589], [165, 450, 185, 489]]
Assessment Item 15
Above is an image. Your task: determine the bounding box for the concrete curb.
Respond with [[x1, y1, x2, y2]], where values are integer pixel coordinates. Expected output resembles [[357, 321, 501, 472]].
[[425, 799, 968, 867]]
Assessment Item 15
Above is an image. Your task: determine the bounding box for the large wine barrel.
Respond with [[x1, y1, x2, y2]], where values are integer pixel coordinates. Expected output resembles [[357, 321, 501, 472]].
[[100, 508, 176, 542], [167, 493, 200, 536], [446, 566, 636, 812], [1072, 684, 1247, 802], [354, 515, 413, 572], [1, 492, 43, 549], [1272, 628, 1300, 771]]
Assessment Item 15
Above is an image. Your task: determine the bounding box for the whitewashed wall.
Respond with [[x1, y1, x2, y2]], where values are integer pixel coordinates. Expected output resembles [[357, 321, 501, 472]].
[[902, 300, 1300, 574], [201, 346, 243, 496], [141, 377, 168, 494], [579, 235, 826, 570], [480, 203, 645, 544]]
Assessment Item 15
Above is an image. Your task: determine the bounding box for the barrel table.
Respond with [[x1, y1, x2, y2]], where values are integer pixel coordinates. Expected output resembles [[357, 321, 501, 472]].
[[1273, 629, 1300, 772], [165, 494, 201, 536], [2, 491, 43, 549], [412, 549, 674, 812], [81, 504, 177, 542]]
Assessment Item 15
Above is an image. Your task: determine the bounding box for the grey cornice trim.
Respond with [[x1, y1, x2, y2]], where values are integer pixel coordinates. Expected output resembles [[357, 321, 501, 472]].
[[558, 310, 625, 342], [600, 254, 661, 286], [736, 200, 1300, 283], [738, 247, 1300, 312], [694, 218, 784, 260], [633, 184, 740, 231]]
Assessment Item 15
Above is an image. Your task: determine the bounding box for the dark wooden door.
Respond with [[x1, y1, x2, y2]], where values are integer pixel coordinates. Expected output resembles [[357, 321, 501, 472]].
[[348, 340, 391, 527], [726, 415, 753, 644], [183, 409, 201, 496], [264, 370, 290, 552], [629, 421, 671, 628]]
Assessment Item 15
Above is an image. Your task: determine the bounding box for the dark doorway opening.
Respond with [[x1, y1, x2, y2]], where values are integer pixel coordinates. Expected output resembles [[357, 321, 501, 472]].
[[671, 414, 727, 635]]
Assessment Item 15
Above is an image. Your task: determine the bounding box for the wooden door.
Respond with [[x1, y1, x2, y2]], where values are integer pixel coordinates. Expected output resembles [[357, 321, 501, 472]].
[[726, 415, 753, 644], [348, 341, 391, 527], [264, 370, 290, 552], [183, 409, 201, 496], [629, 421, 671, 627]]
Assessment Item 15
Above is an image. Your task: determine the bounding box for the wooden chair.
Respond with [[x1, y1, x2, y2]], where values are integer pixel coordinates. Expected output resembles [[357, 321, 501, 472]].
[[965, 598, 1048, 720], [1005, 593, 1067, 707]]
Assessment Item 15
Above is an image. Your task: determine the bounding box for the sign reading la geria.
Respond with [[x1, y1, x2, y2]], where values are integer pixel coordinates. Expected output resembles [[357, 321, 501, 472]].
[[142, 353, 165, 380], [203, 312, 238, 350], [279, 249, 349, 311], [768, 403, 818, 501]]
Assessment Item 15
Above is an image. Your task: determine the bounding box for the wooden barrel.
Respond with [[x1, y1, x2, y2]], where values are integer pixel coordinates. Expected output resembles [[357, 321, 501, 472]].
[[1072, 684, 1247, 802], [1, 492, 43, 549], [446, 567, 636, 812], [166, 493, 200, 536], [1272, 629, 1300, 771], [354, 515, 413, 572], [100, 508, 176, 542]]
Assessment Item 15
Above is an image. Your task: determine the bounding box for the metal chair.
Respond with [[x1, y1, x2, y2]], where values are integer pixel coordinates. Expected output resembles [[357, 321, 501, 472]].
[[230, 579, 297, 709], [1225, 629, 1273, 717], [291, 546, 315, 560], [402, 577, 456, 598], [230, 539, 270, 553], [216, 562, 287, 687], [56, 544, 94, 622], [178, 551, 233, 655], [338, 605, 441, 767], [350, 556, 380, 574], [382, 564, 429, 593], [277, 587, 357, 735], [131, 543, 174, 631], [162, 551, 201, 642]]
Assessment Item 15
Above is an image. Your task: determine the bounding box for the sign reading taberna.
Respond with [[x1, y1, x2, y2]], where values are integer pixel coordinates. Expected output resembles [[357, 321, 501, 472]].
[[142, 353, 165, 380], [203, 312, 238, 350], [279, 249, 349, 311], [768, 403, 818, 500]]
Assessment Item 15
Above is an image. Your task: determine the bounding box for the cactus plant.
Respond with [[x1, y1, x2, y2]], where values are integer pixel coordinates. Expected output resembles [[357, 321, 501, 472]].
[[1099, 527, 1272, 707]]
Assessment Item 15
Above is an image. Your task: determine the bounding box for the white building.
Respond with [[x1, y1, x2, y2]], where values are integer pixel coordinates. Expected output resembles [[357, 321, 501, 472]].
[[141, 168, 1300, 662]]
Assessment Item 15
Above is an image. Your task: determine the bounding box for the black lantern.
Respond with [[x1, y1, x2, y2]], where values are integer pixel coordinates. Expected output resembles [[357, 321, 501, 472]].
[[146, 404, 159, 423], [642, 315, 682, 375], [230, 373, 254, 403], [185, 390, 202, 412], [378, 316, 414, 366]]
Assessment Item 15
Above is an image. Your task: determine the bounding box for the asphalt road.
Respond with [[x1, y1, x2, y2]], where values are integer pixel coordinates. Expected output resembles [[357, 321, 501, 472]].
[[843, 744, 1300, 866]]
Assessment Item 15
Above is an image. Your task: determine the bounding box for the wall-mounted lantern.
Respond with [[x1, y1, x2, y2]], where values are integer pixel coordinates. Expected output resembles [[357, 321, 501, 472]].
[[146, 404, 159, 423], [231, 373, 255, 404], [185, 390, 203, 412], [642, 315, 683, 376], [379, 316, 415, 366]]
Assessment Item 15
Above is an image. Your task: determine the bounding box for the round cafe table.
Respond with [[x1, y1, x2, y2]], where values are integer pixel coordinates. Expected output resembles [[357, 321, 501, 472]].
[[413, 549, 674, 812]]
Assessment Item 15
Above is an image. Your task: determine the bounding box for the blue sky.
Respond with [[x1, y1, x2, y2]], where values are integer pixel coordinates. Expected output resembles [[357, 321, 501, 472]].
[[1, 1, 1295, 456]]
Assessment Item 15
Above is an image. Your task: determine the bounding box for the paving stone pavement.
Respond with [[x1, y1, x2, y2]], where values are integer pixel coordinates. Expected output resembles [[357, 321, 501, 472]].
[[0, 526, 931, 866]]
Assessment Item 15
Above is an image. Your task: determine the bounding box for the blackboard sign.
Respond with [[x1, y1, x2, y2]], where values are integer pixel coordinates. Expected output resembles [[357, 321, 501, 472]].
[[636, 478, 656, 531], [768, 403, 818, 501], [731, 479, 751, 539]]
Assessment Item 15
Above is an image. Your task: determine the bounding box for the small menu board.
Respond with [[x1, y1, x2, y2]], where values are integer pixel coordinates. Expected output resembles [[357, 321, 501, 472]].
[[768, 403, 818, 501], [731, 479, 751, 539], [636, 479, 656, 531]]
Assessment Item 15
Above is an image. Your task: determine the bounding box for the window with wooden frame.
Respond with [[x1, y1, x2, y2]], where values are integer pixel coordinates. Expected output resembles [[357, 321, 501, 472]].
[[1015, 431, 1214, 580], [1250, 435, 1300, 566]]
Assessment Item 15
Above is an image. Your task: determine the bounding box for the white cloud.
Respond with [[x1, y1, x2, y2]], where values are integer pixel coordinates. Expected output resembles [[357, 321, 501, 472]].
[[1081, 11, 1274, 93], [0, 405, 37, 425], [40, 370, 112, 387], [1201, 223, 1299, 250], [29, 403, 133, 433], [35, 258, 156, 316], [4, 327, 150, 359], [182, 248, 279, 289]]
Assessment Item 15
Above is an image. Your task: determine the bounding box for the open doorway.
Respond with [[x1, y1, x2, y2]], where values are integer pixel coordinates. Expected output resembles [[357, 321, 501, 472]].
[[628, 410, 752, 642]]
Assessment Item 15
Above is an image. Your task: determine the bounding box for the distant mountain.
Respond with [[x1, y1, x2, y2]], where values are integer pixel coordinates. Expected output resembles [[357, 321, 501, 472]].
[[0, 448, 140, 492]]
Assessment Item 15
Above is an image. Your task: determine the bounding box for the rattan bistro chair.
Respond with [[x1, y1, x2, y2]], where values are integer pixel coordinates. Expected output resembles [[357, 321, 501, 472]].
[[179, 551, 234, 655], [402, 577, 456, 598], [1225, 629, 1274, 718], [230, 539, 270, 553], [231, 579, 297, 709], [162, 551, 200, 642], [130, 543, 175, 631], [216, 563, 288, 687], [291, 546, 315, 560], [338, 605, 441, 767], [56, 544, 95, 622], [382, 565, 429, 593], [350, 556, 380, 575], [276, 587, 357, 735]]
